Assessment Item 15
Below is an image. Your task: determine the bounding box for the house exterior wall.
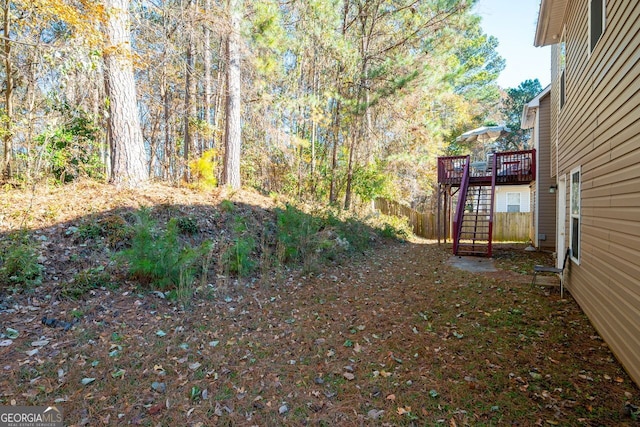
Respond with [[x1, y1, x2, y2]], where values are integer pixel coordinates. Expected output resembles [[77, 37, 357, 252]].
[[544, 0, 640, 385], [494, 186, 531, 213], [536, 94, 556, 250]]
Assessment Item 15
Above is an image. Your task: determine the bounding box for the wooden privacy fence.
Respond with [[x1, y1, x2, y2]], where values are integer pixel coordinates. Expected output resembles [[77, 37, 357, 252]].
[[374, 199, 531, 242], [492, 212, 531, 242], [374, 198, 436, 239]]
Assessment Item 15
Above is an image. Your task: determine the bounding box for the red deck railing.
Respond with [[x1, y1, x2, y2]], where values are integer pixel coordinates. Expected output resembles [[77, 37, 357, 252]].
[[437, 149, 536, 186]]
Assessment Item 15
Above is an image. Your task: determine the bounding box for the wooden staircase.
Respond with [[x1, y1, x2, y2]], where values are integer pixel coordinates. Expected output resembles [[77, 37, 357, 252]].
[[452, 155, 497, 257]]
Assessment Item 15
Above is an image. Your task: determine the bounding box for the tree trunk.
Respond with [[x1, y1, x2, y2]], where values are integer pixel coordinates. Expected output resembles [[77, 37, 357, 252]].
[[103, 0, 148, 187], [343, 122, 357, 210], [329, 98, 340, 204], [183, 0, 196, 181], [203, 0, 213, 151], [213, 39, 225, 147], [2, 0, 13, 180], [329, 0, 349, 204], [222, 0, 241, 189], [161, 5, 172, 181]]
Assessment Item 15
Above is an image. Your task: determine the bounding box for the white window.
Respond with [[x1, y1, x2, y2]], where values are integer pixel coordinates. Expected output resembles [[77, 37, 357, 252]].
[[507, 192, 521, 213], [570, 167, 581, 263], [590, 0, 605, 52]]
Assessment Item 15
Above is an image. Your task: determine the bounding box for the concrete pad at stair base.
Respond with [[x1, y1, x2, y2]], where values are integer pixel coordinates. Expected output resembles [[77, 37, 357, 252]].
[[447, 255, 498, 273]]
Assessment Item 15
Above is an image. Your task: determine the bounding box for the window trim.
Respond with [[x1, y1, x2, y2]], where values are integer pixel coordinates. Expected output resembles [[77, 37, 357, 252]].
[[570, 166, 581, 264], [589, 0, 606, 53], [559, 29, 566, 109]]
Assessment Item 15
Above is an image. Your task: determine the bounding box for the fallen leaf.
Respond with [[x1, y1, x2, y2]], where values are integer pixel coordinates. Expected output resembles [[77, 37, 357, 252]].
[[386, 394, 396, 401], [397, 406, 411, 415], [148, 402, 165, 416]]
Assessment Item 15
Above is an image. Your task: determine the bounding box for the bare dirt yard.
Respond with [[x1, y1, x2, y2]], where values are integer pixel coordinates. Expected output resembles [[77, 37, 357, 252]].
[[1, 182, 639, 426]]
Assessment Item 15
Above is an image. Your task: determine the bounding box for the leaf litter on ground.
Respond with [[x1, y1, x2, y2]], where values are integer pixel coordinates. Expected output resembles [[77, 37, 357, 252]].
[[0, 183, 638, 426]]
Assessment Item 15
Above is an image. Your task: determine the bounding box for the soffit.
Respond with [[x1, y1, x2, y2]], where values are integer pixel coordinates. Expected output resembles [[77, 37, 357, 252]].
[[535, 0, 569, 47]]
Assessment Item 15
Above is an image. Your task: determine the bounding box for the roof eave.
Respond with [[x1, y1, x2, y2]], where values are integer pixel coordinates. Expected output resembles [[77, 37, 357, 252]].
[[521, 86, 551, 129], [535, 0, 569, 47]]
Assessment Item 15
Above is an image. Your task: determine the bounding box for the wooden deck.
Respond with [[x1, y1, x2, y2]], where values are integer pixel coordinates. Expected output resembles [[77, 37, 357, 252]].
[[437, 150, 536, 186]]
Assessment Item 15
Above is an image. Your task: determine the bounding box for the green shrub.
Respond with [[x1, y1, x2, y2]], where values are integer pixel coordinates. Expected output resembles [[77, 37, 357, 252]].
[[62, 266, 113, 299], [0, 232, 42, 289], [220, 215, 256, 277], [117, 209, 211, 291], [275, 204, 324, 263], [222, 235, 256, 277], [176, 216, 199, 235], [76, 222, 103, 240], [76, 214, 131, 248], [335, 217, 372, 252], [35, 108, 104, 184], [375, 214, 411, 240], [219, 199, 235, 213]]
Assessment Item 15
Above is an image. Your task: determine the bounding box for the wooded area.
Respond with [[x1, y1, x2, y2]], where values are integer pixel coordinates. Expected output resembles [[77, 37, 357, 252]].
[[0, 0, 527, 210]]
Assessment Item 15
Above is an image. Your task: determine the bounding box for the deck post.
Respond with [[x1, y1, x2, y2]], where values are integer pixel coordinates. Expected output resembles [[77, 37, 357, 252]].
[[437, 184, 441, 244]]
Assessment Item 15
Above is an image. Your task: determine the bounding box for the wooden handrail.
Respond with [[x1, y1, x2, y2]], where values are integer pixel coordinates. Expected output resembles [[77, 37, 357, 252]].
[[452, 155, 470, 255]]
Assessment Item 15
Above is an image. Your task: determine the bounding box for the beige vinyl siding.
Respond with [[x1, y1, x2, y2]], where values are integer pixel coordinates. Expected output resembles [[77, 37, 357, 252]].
[[550, 44, 559, 178], [552, 0, 640, 385], [537, 94, 556, 250]]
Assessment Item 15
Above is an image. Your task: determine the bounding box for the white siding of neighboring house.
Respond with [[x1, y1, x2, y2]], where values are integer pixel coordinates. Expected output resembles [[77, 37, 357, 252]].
[[494, 186, 531, 213]]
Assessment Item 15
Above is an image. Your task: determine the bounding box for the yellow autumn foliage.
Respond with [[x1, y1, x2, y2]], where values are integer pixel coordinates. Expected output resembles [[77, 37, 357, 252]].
[[188, 149, 218, 189], [15, 0, 104, 47]]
